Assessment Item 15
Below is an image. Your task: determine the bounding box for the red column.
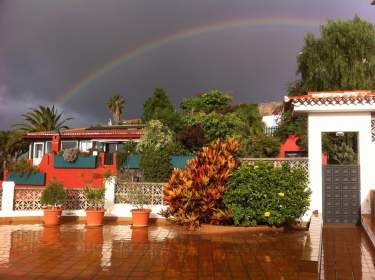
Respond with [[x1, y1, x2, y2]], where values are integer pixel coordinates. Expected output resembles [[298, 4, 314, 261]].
[[52, 134, 60, 153]]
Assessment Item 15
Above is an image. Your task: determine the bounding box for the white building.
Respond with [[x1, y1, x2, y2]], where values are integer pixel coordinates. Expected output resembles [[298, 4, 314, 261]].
[[285, 90, 375, 224]]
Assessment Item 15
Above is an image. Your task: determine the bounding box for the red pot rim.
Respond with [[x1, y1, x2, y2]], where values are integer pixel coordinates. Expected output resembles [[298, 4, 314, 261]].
[[44, 208, 62, 212], [131, 208, 151, 213], [85, 208, 105, 213]]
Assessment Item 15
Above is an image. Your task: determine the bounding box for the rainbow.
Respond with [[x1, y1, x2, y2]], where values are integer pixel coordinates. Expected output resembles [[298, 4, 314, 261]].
[[56, 16, 324, 105]]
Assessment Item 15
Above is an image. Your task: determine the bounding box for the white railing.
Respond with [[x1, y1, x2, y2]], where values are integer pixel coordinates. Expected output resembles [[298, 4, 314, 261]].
[[13, 188, 88, 211], [115, 182, 164, 205], [241, 157, 309, 173]]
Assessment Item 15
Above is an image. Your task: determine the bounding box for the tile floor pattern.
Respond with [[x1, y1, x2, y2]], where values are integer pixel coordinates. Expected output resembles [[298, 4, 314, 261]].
[[0, 224, 372, 279], [320, 226, 375, 280]]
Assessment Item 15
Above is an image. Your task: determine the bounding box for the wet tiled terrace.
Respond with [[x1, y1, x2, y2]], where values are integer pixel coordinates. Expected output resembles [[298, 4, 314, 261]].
[[0, 224, 373, 279]]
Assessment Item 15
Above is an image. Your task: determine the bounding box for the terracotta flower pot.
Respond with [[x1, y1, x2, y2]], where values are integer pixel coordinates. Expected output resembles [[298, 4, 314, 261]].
[[131, 208, 151, 227], [131, 226, 149, 243], [85, 209, 105, 227], [43, 208, 62, 226]]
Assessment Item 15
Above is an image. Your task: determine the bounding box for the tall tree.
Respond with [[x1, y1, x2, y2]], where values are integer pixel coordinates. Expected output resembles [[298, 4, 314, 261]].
[[142, 88, 180, 131], [0, 130, 27, 169], [18, 105, 72, 132], [180, 89, 232, 113], [290, 16, 375, 95], [278, 17, 375, 150], [107, 95, 125, 124]]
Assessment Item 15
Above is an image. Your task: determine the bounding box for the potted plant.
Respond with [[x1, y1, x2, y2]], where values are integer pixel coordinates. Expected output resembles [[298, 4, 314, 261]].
[[41, 179, 66, 226], [128, 185, 151, 227], [84, 185, 105, 227]]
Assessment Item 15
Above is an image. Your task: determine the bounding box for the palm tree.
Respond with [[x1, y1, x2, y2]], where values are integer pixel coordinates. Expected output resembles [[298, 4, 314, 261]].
[[107, 95, 125, 124], [0, 130, 27, 169], [17, 105, 72, 132]]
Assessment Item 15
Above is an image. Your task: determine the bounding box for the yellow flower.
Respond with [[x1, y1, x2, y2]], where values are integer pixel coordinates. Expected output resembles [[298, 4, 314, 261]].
[[278, 192, 285, 197], [264, 211, 270, 217]]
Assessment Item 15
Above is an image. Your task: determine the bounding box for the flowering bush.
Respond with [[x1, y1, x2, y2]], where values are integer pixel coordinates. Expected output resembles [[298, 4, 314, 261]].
[[162, 138, 240, 228], [63, 148, 79, 162], [223, 162, 310, 226]]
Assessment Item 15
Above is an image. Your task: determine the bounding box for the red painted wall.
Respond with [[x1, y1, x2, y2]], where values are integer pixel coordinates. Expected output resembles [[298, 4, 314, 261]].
[[278, 134, 327, 164], [6, 153, 117, 188], [278, 134, 303, 157]]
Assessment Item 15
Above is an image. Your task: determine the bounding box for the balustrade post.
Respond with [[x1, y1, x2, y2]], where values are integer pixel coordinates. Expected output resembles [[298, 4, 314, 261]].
[[104, 176, 116, 215], [1, 181, 15, 213]]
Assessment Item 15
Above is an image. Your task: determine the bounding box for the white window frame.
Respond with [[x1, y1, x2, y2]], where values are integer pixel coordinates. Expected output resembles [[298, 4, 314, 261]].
[[79, 140, 93, 152], [45, 141, 52, 154]]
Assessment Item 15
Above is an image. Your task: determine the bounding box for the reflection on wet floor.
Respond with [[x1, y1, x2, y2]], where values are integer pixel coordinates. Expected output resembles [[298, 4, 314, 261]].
[[0, 224, 373, 279], [320, 226, 375, 280]]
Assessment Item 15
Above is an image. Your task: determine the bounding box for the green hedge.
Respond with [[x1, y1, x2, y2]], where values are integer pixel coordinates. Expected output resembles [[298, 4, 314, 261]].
[[223, 162, 310, 226]]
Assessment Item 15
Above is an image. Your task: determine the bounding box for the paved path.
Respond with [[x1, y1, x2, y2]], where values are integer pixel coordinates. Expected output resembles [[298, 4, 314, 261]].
[[321, 226, 375, 280], [0, 224, 373, 279]]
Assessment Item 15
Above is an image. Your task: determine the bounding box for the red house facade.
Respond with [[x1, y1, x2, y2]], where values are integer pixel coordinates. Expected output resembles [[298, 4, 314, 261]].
[[6, 125, 143, 188]]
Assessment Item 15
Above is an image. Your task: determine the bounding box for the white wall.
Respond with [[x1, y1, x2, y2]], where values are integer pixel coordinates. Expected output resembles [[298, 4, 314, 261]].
[[308, 112, 373, 214], [262, 115, 279, 128]]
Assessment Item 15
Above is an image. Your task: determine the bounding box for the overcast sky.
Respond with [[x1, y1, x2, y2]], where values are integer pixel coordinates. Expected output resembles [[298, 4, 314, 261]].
[[0, 0, 374, 129]]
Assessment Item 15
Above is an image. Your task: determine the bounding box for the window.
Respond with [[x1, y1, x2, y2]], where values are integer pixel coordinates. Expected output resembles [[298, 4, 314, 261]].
[[61, 140, 78, 150], [80, 140, 93, 152], [45, 141, 52, 153]]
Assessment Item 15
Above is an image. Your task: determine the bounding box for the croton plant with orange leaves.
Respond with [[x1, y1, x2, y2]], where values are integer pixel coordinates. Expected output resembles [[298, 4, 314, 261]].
[[161, 138, 240, 228]]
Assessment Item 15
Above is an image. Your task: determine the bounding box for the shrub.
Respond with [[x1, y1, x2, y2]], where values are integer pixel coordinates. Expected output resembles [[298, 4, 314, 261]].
[[223, 162, 310, 226], [162, 138, 240, 228], [140, 148, 171, 182], [8, 158, 38, 175], [117, 141, 138, 170], [63, 148, 79, 162], [41, 179, 66, 208], [127, 185, 149, 209], [84, 185, 105, 210]]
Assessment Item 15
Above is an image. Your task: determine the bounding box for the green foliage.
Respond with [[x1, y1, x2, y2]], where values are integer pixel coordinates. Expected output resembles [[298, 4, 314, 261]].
[[176, 125, 208, 152], [17, 105, 72, 132], [162, 138, 240, 228], [180, 92, 276, 156], [329, 142, 356, 164], [137, 120, 175, 152], [8, 158, 38, 174], [180, 89, 232, 113], [233, 104, 264, 135], [281, 17, 375, 149], [183, 111, 241, 142], [180, 90, 235, 144], [231, 104, 280, 157], [140, 148, 171, 182], [41, 179, 66, 208], [0, 130, 28, 169], [239, 134, 280, 158], [275, 111, 307, 150], [117, 141, 137, 170], [127, 185, 149, 209], [84, 185, 105, 210], [224, 162, 310, 226], [142, 88, 181, 131], [291, 16, 375, 94], [107, 95, 125, 124]]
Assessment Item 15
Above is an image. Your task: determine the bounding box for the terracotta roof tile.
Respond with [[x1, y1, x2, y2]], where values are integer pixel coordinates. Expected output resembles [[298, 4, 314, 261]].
[[285, 90, 375, 107]]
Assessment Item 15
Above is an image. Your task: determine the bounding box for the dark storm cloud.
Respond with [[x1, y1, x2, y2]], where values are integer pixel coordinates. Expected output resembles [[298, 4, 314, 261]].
[[0, 0, 374, 129]]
